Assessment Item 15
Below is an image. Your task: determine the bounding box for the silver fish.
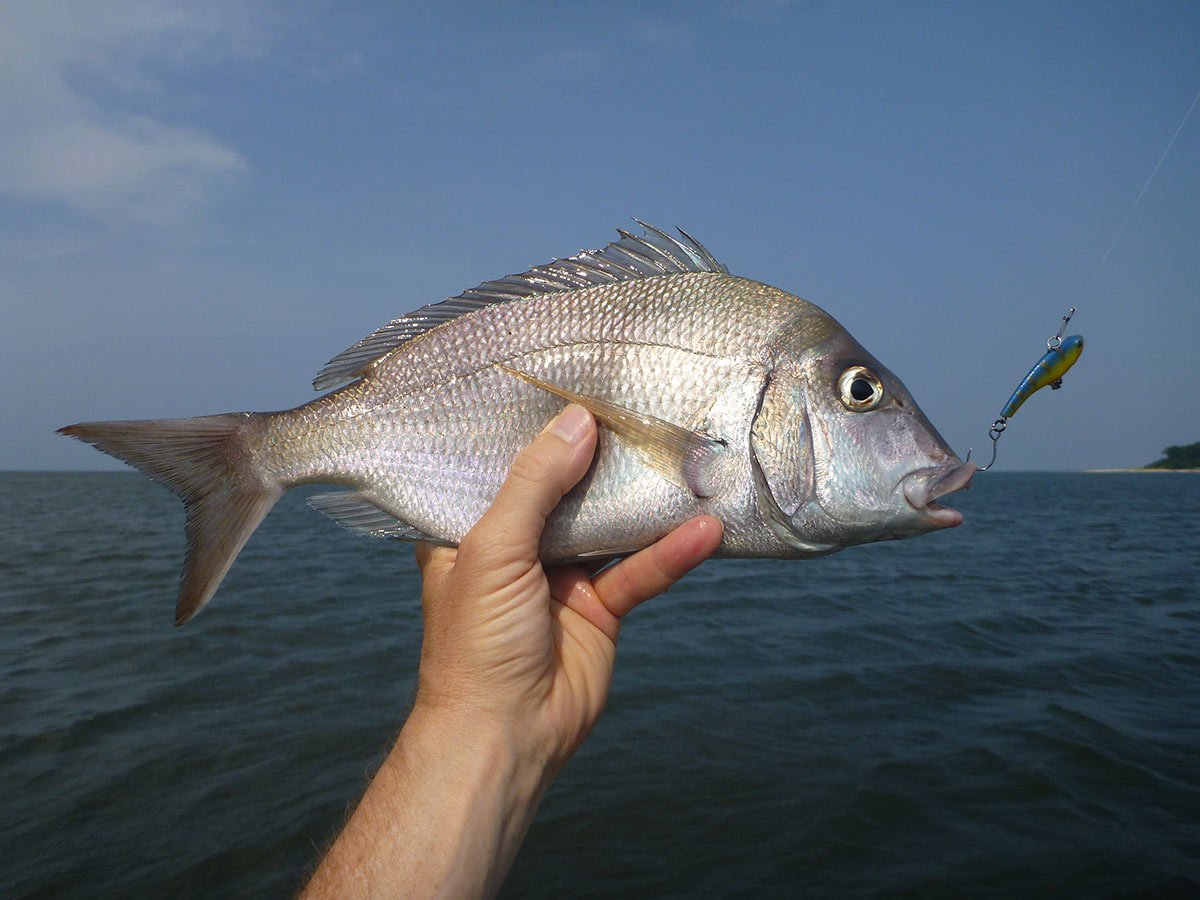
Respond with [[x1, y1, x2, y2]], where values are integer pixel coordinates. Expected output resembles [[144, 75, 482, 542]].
[[61, 222, 975, 624]]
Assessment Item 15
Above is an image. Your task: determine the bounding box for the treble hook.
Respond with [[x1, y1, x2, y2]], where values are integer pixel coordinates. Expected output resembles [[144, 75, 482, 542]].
[[966, 307, 1083, 471]]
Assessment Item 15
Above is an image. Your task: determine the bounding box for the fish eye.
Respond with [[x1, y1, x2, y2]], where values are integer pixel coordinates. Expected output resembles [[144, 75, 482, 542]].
[[838, 366, 884, 411]]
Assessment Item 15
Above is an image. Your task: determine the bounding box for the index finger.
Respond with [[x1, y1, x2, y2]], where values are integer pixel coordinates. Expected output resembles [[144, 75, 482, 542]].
[[592, 515, 723, 619]]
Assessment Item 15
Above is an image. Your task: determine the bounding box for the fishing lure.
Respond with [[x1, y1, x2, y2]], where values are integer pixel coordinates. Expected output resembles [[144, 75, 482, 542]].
[[967, 89, 1196, 473], [970, 308, 1084, 471]]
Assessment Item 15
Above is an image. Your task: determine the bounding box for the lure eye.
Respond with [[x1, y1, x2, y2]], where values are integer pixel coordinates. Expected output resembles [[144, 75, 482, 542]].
[[838, 366, 884, 411]]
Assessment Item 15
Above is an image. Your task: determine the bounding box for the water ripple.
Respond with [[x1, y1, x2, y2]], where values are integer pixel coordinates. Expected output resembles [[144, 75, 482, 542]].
[[1, 472, 1198, 898]]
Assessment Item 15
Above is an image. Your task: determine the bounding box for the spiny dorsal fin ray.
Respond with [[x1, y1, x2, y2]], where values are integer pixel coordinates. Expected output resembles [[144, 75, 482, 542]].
[[312, 222, 728, 391], [494, 363, 726, 498]]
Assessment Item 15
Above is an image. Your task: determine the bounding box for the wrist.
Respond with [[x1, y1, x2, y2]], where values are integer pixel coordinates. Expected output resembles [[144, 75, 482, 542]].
[[301, 700, 555, 900], [411, 675, 567, 777], [403, 698, 557, 837]]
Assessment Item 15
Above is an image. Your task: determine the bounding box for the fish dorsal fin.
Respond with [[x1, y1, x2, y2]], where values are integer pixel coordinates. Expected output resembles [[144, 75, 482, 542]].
[[312, 221, 728, 391], [495, 363, 726, 498]]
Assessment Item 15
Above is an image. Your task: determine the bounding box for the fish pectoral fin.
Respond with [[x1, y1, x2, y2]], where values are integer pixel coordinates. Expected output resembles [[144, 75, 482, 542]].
[[308, 492, 447, 544], [495, 363, 725, 497]]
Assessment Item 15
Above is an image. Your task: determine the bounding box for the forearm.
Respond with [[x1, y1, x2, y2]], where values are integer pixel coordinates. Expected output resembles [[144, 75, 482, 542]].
[[301, 703, 551, 900]]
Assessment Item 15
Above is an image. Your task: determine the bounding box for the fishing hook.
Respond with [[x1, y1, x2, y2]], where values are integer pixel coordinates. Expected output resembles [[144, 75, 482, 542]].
[[966, 307, 1083, 472], [966, 418, 1007, 471]]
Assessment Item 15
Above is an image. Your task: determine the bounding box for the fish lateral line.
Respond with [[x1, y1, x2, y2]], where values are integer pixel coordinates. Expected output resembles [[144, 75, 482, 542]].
[[60, 221, 982, 623]]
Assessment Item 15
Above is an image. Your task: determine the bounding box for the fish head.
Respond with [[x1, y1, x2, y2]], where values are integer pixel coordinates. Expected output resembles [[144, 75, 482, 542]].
[[752, 310, 975, 551]]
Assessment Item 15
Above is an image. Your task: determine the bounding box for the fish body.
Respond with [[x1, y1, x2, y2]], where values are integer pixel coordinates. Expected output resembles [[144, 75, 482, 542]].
[[62, 224, 975, 624], [999, 335, 1084, 419]]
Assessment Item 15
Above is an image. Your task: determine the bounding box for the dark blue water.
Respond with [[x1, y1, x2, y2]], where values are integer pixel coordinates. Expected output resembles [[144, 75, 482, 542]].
[[2, 472, 1198, 898]]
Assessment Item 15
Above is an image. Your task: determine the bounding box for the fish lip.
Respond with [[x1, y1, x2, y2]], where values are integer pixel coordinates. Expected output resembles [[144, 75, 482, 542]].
[[902, 461, 978, 528]]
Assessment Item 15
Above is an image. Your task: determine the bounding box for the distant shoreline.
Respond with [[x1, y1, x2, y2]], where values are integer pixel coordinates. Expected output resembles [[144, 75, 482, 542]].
[[1085, 468, 1200, 473]]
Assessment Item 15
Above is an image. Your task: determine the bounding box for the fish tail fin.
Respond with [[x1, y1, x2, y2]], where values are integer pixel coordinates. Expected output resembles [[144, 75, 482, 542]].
[[58, 413, 282, 625]]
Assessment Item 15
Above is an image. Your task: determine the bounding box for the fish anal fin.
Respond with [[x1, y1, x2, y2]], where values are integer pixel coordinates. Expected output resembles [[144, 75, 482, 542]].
[[559, 546, 642, 563], [495, 363, 725, 497], [308, 491, 445, 543]]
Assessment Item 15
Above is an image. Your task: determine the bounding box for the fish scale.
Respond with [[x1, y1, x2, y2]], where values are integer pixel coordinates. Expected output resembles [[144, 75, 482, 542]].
[[319, 280, 782, 549], [60, 224, 975, 624], [283, 273, 801, 552]]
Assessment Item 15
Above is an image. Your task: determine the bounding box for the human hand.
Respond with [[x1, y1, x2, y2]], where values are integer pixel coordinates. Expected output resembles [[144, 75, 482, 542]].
[[302, 404, 721, 899], [412, 403, 723, 774]]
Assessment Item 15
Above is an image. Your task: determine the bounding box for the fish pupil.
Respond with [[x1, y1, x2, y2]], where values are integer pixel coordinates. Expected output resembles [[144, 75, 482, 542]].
[[850, 378, 875, 402]]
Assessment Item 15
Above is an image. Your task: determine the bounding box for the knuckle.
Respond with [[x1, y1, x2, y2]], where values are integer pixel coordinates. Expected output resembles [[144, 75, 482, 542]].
[[508, 441, 561, 488], [456, 529, 489, 563], [457, 526, 519, 577], [455, 531, 478, 561], [615, 563, 646, 606], [650, 548, 682, 585]]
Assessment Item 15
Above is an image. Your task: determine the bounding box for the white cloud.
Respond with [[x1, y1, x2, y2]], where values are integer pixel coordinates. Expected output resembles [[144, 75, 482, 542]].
[[0, 1, 258, 224]]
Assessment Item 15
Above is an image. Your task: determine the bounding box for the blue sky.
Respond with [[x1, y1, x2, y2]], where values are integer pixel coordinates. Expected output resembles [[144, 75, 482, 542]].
[[2, 1, 1197, 471]]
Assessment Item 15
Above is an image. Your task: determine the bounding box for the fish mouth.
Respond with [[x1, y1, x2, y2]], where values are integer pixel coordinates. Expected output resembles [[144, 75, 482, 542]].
[[902, 461, 978, 528]]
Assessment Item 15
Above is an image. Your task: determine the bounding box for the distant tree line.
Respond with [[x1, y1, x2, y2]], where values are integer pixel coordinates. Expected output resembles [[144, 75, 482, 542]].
[[1146, 442, 1200, 469]]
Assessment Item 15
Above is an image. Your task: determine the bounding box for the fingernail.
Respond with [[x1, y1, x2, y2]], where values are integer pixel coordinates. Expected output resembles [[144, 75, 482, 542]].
[[550, 404, 591, 445]]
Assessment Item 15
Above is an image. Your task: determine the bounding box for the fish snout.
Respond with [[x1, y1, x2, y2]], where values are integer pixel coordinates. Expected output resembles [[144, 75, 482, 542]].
[[902, 461, 977, 528]]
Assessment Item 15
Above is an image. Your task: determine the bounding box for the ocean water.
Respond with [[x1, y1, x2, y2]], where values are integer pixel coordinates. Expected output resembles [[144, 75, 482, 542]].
[[1, 471, 1197, 898]]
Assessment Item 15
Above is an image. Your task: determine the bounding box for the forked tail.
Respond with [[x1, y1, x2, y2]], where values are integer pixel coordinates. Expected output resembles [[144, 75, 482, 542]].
[[59, 413, 282, 625]]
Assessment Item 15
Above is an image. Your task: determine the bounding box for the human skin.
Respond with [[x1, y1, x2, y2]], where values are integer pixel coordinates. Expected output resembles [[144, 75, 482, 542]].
[[300, 404, 723, 899]]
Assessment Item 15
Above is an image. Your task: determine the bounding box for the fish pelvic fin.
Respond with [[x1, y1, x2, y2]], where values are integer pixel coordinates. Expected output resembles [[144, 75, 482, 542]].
[[495, 363, 726, 497], [58, 414, 282, 625]]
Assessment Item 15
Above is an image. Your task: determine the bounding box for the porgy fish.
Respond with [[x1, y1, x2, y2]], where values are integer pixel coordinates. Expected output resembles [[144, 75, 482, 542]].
[[61, 223, 976, 624]]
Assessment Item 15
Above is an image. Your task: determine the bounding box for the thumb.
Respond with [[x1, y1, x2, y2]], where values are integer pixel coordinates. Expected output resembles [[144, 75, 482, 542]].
[[461, 404, 597, 569]]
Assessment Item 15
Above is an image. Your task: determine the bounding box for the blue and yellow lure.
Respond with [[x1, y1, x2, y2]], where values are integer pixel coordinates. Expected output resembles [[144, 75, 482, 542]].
[[1000, 333, 1084, 419], [971, 308, 1084, 471]]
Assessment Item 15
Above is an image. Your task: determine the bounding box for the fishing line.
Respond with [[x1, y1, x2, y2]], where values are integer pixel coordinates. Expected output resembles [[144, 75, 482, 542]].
[[969, 87, 1200, 471], [1074, 88, 1200, 305]]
